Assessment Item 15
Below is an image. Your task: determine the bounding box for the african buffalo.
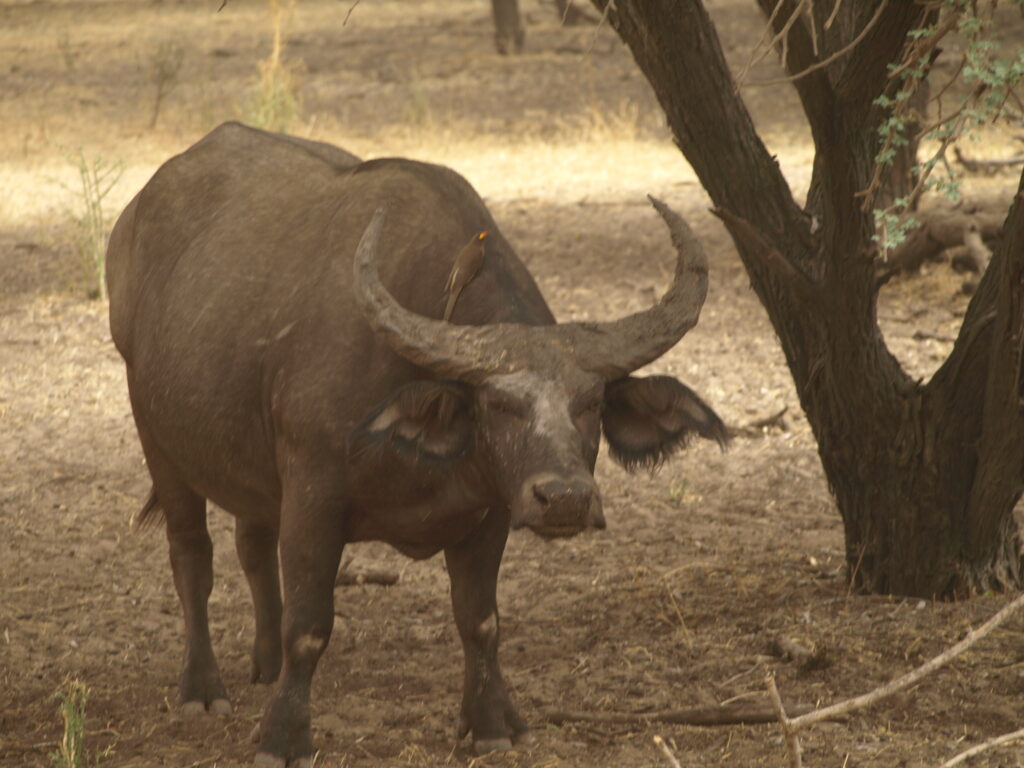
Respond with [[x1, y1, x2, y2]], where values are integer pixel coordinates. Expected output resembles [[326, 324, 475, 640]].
[[106, 121, 726, 766], [490, 0, 595, 54]]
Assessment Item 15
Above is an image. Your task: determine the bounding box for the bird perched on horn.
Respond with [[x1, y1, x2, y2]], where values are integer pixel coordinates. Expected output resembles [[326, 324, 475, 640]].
[[443, 231, 488, 321]]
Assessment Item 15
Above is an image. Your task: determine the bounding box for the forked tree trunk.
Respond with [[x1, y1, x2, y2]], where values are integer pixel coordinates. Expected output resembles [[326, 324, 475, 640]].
[[596, 1, 1024, 597]]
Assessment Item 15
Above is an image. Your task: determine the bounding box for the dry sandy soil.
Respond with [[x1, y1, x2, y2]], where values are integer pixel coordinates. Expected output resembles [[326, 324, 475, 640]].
[[2, 1, 1024, 766]]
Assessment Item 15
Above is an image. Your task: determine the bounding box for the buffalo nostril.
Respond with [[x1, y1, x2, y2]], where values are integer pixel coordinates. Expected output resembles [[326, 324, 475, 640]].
[[532, 481, 558, 507]]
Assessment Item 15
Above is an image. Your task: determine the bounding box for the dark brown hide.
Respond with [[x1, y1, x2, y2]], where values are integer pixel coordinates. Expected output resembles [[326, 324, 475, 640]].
[[106, 122, 721, 766]]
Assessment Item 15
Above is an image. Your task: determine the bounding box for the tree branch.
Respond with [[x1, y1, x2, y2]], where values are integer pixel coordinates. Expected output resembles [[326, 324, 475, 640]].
[[767, 675, 802, 768], [753, 0, 837, 151], [593, 1, 812, 258], [546, 701, 815, 727], [747, 0, 889, 88]]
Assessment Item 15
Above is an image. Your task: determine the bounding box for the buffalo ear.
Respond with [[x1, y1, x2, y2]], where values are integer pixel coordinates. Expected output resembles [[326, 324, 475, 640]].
[[602, 375, 729, 472], [348, 381, 474, 463]]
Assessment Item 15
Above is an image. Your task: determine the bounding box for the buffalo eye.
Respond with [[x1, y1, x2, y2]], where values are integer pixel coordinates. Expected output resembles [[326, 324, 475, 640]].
[[348, 381, 475, 463], [484, 394, 528, 420]]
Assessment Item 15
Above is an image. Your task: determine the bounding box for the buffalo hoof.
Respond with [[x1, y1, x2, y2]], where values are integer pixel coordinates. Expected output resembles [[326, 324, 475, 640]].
[[180, 698, 232, 716], [514, 730, 535, 747], [254, 753, 312, 768], [474, 737, 513, 755]]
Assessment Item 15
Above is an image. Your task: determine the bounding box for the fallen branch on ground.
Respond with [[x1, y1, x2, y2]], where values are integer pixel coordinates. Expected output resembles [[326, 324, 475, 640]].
[[653, 735, 681, 768], [941, 725, 1024, 767], [767, 591, 1024, 768], [335, 561, 399, 587], [546, 701, 815, 727], [954, 146, 1024, 172], [884, 209, 1003, 273]]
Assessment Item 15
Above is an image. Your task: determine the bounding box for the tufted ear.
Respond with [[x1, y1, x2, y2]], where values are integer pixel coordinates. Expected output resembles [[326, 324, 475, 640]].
[[348, 381, 475, 464], [602, 375, 728, 472]]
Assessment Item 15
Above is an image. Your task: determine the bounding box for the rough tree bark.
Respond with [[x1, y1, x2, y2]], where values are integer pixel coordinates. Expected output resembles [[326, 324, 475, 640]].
[[595, 0, 1024, 597]]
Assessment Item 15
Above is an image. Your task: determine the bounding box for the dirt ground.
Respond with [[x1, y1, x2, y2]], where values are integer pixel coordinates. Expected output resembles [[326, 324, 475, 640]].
[[3, 1, 1024, 766]]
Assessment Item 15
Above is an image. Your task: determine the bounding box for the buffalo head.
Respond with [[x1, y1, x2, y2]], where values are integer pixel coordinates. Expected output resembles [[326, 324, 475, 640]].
[[350, 198, 727, 538]]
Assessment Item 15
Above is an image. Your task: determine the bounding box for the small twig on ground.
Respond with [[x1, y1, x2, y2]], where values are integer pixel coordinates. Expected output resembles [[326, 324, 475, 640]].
[[767, 675, 802, 768], [653, 735, 682, 768], [184, 754, 223, 768], [941, 725, 1024, 767], [734, 406, 790, 437], [335, 566, 399, 587]]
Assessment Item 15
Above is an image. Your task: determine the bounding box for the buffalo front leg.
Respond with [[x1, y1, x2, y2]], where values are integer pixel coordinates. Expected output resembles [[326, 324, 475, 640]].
[[444, 506, 529, 754], [235, 517, 283, 685], [254, 488, 344, 768]]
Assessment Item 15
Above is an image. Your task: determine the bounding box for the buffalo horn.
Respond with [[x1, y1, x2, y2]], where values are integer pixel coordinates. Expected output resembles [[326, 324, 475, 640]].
[[352, 207, 518, 382], [353, 198, 708, 383], [555, 196, 708, 380]]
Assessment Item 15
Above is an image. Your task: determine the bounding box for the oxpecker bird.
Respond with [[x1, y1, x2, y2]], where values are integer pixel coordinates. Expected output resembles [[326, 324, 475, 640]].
[[443, 231, 488, 321]]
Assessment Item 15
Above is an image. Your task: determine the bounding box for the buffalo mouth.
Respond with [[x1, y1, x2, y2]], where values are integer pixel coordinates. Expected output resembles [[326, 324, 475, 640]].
[[511, 473, 606, 537], [524, 523, 593, 539]]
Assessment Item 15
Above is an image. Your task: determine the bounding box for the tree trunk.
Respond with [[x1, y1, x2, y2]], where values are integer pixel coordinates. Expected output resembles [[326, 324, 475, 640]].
[[596, 0, 1024, 597]]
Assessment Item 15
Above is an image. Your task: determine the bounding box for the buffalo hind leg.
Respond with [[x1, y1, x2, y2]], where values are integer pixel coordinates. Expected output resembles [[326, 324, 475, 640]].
[[138, 433, 230, 716], [235, 518, 283, 685], [444, 506, 529, 754], [254, 486, 344, 768]]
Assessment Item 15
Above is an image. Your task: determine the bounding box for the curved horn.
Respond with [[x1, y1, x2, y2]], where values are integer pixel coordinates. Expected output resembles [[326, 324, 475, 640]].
[[556, 196, 708, 380], [352, 207, 519, 382]]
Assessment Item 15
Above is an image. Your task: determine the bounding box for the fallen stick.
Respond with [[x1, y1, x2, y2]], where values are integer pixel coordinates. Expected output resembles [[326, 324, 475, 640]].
[[653, 735, 682, 768], [791, 592, 1024, 730], [732, 406, 790, 438], [767, 592, 1024, 768], [954, 146, 1024, 172], [335, 567, 400, 587], [941, 725, 1024, 767], [546, 701, 815, 727]]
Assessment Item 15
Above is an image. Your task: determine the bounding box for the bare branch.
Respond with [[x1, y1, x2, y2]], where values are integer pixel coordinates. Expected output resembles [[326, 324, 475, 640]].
[[545, 701, 816, 727], [653, 736, 682, 768], [737, 0, 812, 88], [343, 0, 362, 27], [824, 0, 843, 30], [790, 592, 1024, 730], [746, 0, 889, 88], [941, 726, 1024, 767], [767, 675, 802, 768]]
